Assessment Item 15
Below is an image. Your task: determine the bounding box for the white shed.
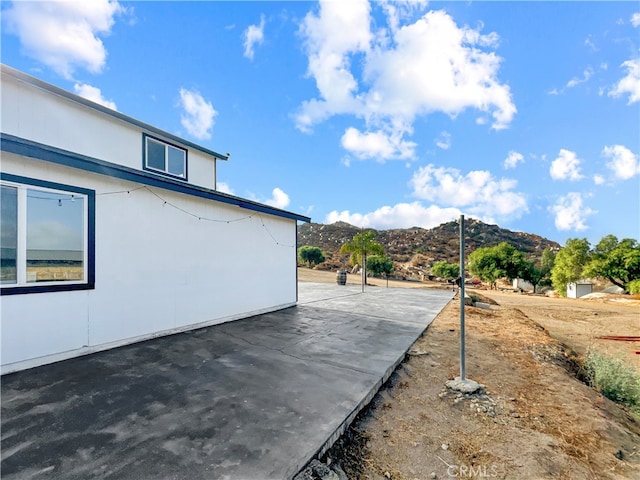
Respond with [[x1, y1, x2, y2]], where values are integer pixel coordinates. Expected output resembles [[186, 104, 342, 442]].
[[0, 65, 310, 374], [567, 282, 593, 299]]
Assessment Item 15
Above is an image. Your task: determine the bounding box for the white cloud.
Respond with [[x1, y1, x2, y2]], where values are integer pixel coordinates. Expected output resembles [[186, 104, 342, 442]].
[[409, 164, 528, 222], [377, 0, 428, 33], [341, 127, 416, 160], [602, 144, 640, 180], [296, 3, 516, 161], [609, 58, 640, 104], [503, 150, 524, 169], [264, 187, 290, 209], [178, 88, 217, 140], [216, 182, 235, 195], [593, 174, 605, 185], [295, 0, 372, 133], [73, 83, 117, 110], [363, 10, 515, 130], [3, 0, 125, 79], [549, 192, 595, 231], [326, 202, 460, 229], [243, 14, 265, 61], [550, 149, 584, 181], [566, 66, 593, 88], [435, 131, 452, 150], [631, 13, 640, 28]]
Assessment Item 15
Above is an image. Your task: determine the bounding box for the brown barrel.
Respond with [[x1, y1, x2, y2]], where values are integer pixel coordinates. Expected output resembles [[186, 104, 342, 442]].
[[336, 269, 347, 285]]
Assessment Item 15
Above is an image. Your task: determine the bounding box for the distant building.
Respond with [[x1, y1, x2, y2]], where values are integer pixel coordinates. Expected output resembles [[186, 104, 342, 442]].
[[567, 281, 593, 299], [0, 64, 310, 374]]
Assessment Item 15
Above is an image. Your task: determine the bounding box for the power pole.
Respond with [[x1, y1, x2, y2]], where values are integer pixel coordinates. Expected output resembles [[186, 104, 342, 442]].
[[446, 214, 482, 393], [459, 214, 466, 380], [361, 231, 365, 293]]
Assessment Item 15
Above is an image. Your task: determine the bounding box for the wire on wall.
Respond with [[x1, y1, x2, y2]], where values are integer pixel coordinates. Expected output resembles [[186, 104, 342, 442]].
[[24, 182, 296, 248], [100, 185, 295, 248]]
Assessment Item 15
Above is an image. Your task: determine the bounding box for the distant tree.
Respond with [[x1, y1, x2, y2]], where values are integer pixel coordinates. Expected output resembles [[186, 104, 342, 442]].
[[493, 242, 528, 280], [541, 247, 556, 275], [430, 261, 459, 282], [468, 247, 504, 289], [297, 246, 325, 268], [628, 279, 640, 295], [340, 230, 385, 268], [520, 247, 557, 293], [551, 238, 591, 296], [519, 260, 543, 293], [468, 242, 527, 289], [583, 235, 640, 292], [367, 255, 394, 278]]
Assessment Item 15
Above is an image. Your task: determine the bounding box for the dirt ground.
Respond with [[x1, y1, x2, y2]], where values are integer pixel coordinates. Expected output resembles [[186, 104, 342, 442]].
[[298, 268, 640, 480]]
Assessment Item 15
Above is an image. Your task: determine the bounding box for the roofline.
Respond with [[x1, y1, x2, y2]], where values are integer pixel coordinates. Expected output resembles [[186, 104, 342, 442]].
[[1, 134, 311, 224], [0, 64, 229, 161]]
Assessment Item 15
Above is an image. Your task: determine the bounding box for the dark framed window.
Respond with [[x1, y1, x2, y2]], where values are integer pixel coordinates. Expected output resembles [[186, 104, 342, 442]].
[[0, 174, 95, 295], [143, 134, 188, 180]]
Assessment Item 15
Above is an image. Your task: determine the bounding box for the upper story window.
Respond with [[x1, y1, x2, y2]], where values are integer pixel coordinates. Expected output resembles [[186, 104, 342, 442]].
[[1, 174, 95, 295], [143, 134, 188, 180]]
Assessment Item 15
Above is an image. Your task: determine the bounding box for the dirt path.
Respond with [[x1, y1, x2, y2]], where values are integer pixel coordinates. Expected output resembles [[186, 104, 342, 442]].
[[298, 269, 640, 479], [478, 290, 640, 373]]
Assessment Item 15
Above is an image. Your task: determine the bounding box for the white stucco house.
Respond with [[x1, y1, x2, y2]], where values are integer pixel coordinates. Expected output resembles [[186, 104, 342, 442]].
[[0, 64, 310, 374]]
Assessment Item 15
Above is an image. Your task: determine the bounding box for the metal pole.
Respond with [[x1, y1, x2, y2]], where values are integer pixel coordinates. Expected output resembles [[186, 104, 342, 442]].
[[361, 233, 365, 293], [459, 214, 466, 380]]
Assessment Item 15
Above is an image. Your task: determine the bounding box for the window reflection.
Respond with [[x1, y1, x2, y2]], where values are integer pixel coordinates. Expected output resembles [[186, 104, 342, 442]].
[[1, 186, 18, 284], [26, 189, 84, 283]]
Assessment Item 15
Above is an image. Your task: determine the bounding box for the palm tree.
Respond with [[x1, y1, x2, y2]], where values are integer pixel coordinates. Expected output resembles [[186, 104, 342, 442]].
[[340, 230, 385, 289]]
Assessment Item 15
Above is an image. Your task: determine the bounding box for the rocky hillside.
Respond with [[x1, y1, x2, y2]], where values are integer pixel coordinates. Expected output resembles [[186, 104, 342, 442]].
[[297, 219, 561, 276]]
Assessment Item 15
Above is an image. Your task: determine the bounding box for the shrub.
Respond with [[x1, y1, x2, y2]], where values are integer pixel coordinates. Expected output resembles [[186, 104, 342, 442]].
[[583, 351, 640, 417], [627, 279, 640, 294]]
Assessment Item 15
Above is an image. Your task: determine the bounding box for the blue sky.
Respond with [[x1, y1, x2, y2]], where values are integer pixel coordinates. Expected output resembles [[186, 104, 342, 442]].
[[2, 1, 639, 246]]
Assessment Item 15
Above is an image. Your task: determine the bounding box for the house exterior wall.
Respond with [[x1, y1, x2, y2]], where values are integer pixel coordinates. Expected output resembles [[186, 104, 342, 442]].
[[1, 70, 216, 190], [1, 152, 298, 373]]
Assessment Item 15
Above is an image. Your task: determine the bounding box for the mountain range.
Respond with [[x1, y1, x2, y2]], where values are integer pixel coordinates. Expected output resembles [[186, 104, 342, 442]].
[[297, 219, 561, 276]]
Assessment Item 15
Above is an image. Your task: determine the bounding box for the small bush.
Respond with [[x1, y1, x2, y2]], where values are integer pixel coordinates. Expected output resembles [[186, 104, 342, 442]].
[[627, 279, 640, 294], [583, 351, 640, 417]]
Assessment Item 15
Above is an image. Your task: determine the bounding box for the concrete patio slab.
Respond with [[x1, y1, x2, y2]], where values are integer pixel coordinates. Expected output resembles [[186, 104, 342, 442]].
[[1, 283, 453, 480]]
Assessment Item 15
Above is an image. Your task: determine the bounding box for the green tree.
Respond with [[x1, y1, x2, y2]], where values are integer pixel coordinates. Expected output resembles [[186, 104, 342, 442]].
[[494, 242, 528, 280], [628, 279, 640, 294], [551, 238, 591, 296], [468, 247, 504, 289], [430, 261, 460, 281], [520, 248, 556, 293], [367, 255, 394, 278], [541, 247, 556, 276], [297, 246, 325, 268], [468, 242, 527, 289], [519, 260, 543, 293], [340, 230, 385, 267], [583, 235, 640, 292]]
